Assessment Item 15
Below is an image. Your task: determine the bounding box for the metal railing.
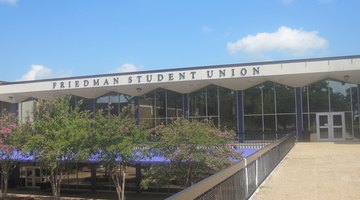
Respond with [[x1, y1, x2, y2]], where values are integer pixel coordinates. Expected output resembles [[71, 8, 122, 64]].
[[166, 132, 296, 200]]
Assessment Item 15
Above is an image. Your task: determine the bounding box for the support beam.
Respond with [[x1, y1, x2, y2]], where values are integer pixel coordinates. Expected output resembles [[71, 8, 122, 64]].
[[89, 98, 95, 118], [183, 94, 189, 119], [135, 96, 140, 125], [295, 87, 303, 141], [237, 90, 245, 142]]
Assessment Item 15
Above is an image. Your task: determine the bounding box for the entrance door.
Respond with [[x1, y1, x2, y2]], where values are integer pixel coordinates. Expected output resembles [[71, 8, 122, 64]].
[[25, 167, 42, 187], [316, 112, 345, 141]]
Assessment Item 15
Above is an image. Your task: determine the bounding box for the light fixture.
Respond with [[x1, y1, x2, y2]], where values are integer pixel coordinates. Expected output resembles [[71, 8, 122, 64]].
[[136, 87, 142, 93], [344, 75, 350, 82]]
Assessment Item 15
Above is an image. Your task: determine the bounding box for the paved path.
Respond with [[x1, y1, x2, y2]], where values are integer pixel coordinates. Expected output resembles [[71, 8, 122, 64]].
[[253, 141, 360, 200]]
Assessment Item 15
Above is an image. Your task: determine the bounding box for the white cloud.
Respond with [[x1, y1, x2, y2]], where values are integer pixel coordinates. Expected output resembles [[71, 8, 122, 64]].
[[115, 63, 142, 73], [0, 0, 17, 5], [227, 26, 328, 56], [19, 65, 53, 81]]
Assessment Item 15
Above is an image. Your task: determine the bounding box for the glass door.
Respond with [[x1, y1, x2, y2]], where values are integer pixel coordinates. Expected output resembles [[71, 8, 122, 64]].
[[316, 112, 345, 141], [25, 167, 42, 188]]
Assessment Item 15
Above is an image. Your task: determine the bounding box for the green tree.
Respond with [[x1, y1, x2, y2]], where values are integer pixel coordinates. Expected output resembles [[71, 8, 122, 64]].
[[142, 118, 241, 189], [0, 110, 18, 198], [92, 106, 148, 200], [19, 97, 92, 200]]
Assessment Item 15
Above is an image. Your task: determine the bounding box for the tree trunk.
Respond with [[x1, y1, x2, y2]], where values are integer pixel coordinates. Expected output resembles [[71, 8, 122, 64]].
[[111, 165, 127, 200], [1, 170, 9, 199], [50, 173, 62, 200], [122, 167, 127, 200], [3, 176, 8, 199]]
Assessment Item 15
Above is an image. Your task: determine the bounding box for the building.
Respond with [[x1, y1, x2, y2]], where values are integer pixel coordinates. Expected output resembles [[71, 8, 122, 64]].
[[1, 55, 360, 142], [1, 55, 360, 191]]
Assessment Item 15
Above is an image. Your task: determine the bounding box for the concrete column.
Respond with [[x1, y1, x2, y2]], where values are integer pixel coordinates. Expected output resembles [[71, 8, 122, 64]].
[[295, 88, 304, 141], [237, 90, 245, 142], [183, 94, 189, 119]]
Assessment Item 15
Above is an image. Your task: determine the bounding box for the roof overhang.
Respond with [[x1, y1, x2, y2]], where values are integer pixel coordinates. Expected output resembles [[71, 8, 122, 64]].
[[1, 55, 360, 103]]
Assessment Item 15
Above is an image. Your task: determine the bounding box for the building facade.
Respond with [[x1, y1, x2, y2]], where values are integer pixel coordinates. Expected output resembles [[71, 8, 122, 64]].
[[1, 55, 360, 142]]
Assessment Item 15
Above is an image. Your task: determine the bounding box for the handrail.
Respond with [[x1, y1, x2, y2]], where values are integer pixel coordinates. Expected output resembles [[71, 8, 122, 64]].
[[166, 132, 295, 200]]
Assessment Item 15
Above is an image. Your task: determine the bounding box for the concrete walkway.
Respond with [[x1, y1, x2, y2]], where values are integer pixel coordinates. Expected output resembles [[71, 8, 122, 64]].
[[253, 141, 360, 200]]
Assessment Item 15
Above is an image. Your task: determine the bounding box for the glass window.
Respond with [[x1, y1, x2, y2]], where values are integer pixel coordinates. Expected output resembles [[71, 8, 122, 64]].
[[207, 85, 218, 116], [139, 92, 155, 127], [244, 116, 262, 132], [276, 84, 295, 113], [277, 114, 296, 131], [219, 87, 237, 131], [345, 112, 353, 139], [167, 90, 183, 119], [302, 87, 308, 113], [264, 115, 275, 131], [96, 95, 110, 112], [155, 89, 166, 119], [263, 82, 275, 114], [308, 80, 329, 112], [189, 87, 207, 117], [329, 80, 351, 112], [244, 85, 262, 115]]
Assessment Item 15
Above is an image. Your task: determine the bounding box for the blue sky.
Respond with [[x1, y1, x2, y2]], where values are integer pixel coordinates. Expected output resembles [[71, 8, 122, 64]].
[[0, 0, 359, 81]]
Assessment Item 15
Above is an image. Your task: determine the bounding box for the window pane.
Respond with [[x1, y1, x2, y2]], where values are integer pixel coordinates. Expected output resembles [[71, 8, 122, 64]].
[[329, 80, 351, 112], [119, 94, 134, 115], [219, 87, 237, 131], [276, 84, 295, 113], [244, 116, 262, 132], [109, 94, 120, 115], [345, 112, 353, 139], [167, 90, 183, 119], [264, 115, 275, 131], [80, 98, 93, 112], [263, 82, 275, 114], [139, 92, 155, 127], [155, 89, 166, 119], [308, 80, 329, 112], [207, 85, 218, 116], [189, 87, 206, 117], [96, 95, 109, 112], [244, 85, 262, 114], [277, 114, 296, 131]]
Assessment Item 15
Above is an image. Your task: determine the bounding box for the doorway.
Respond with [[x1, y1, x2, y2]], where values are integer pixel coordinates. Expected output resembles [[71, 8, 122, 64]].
[[25, 167, 42, 188], [316, 112, 345, 141]]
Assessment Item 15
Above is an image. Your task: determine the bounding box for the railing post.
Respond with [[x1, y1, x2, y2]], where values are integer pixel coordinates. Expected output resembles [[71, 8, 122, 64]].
[[255, 159, 259, 187], [244, 158, 248, 197]]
